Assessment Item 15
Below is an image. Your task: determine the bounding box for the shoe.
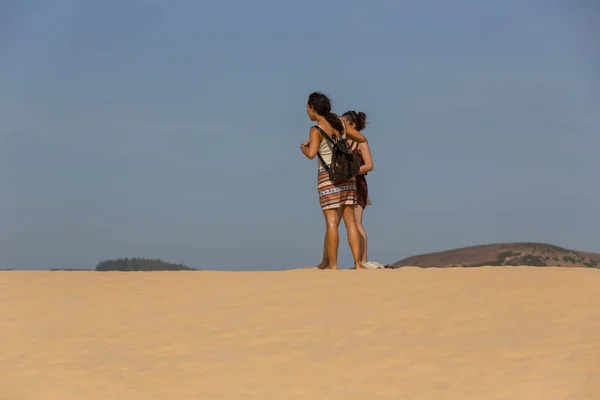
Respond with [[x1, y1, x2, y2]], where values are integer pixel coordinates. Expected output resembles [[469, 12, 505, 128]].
[[363, 261, 386, 269]]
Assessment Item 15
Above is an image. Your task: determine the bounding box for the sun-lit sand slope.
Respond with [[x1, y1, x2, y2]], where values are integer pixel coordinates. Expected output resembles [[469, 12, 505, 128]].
[[1, 268, 599, 400]]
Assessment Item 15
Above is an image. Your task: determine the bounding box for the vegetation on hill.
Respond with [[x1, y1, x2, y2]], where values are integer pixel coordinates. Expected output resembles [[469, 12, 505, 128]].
[[388, 243, 600, 269], [96, 258, 195, 271]]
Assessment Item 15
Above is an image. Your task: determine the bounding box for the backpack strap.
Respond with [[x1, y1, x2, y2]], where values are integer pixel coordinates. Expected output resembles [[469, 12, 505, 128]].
[[314, 125, 336, 146]]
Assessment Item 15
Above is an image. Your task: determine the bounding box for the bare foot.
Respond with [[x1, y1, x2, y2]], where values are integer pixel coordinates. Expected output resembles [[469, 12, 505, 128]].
[[353, 263, 365, 270], [319, 265, 338, 270], [316, 262, 328, 270]]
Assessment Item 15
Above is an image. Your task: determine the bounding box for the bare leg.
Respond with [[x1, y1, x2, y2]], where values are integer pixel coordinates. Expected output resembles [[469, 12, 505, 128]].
[[315, 236, 328, 270], [354, 205, 368, 263], [319, 208, 341, 269], [316, 208, 342, 269], [342, 205, 365, 270]]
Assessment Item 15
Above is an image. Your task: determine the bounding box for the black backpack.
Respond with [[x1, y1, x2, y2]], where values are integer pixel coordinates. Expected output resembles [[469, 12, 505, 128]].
[[315, 125, 361, 184]]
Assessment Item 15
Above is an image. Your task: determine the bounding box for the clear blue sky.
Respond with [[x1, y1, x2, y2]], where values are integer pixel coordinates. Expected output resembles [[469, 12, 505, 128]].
[[1, 0, 598, 270]]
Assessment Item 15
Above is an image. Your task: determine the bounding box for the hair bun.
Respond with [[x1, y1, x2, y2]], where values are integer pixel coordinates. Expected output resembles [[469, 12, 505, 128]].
[[355, 111, 367, 131]]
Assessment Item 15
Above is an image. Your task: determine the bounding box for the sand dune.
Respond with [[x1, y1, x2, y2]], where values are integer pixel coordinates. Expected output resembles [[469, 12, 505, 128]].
[[1, 267, 599, 400]]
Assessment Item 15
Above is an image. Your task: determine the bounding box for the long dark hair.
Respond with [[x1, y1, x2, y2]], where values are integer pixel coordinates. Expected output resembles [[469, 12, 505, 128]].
[[308, 92, 344, 134], [342, 110, 367, 131]]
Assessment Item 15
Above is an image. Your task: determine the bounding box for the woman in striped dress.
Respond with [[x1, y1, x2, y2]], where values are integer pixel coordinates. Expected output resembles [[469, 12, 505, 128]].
[[300, 92, 366, 270], [316, 110, 380, 269]]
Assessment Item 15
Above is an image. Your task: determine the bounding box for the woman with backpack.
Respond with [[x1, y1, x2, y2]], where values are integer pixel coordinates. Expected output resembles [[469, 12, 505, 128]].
[[314, 110, 381, 269], [300, 92, 366, 270]]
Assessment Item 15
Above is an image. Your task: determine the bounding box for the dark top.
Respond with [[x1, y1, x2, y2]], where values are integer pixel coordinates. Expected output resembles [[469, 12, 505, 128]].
[[351, 141, 369, 208]]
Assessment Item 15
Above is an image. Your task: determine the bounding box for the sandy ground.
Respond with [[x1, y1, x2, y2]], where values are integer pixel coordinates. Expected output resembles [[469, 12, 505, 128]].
[[1, 267, 599, 400]]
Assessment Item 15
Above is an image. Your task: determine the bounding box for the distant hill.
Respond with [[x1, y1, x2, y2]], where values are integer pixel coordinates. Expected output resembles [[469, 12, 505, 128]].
[[50, 268, 91, 271], [96, 258, 195, 271], [388, 243, 600, 269]]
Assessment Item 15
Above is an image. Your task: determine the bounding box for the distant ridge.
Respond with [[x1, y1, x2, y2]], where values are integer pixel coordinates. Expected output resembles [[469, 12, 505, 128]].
[[388, 242, 600, 269], [96, 258, 195, 271]]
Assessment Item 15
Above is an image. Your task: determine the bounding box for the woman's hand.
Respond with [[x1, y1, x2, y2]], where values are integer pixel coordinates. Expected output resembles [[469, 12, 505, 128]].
[[300, 127, 322, 159]]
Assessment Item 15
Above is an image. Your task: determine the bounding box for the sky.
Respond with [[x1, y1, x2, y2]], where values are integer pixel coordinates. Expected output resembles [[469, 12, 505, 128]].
[[1, 0, 599, 270]]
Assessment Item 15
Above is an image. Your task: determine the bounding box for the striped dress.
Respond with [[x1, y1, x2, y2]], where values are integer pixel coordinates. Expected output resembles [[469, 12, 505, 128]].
[[316, 126, 358, 210]]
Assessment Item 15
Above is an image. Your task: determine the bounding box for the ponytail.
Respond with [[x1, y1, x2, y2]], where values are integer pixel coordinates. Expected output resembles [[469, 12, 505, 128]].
[[324, 112, 344, 136]]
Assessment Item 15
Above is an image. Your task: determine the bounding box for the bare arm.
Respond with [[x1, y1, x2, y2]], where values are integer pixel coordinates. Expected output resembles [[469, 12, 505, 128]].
[[300, 127, 322, 159], [358, 140, 373, 175], [343, 120, 366, 143]]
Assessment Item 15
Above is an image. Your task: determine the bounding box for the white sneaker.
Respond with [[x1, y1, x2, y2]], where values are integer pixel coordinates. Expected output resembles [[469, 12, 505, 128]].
[[363, 261, 386, 269]]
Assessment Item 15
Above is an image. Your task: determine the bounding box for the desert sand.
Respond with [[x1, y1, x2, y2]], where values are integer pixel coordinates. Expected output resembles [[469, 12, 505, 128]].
[[1, 267, 599, 400]]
